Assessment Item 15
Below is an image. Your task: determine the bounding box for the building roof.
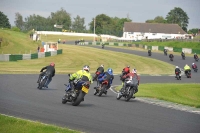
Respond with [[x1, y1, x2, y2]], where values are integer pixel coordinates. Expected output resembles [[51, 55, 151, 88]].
[[124, 22, 186, 34]]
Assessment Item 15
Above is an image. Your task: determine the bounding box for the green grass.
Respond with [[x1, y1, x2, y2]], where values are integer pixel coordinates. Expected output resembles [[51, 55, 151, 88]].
[[116, 83, 200, 108], [0, 44, 174, 74], [0, 114, 80, 133], [0, 29, 40, 54]]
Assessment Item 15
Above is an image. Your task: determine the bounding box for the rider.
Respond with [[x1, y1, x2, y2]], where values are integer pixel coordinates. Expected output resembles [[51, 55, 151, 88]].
[[121, 66, 130, 78], [192, 63, 197, 69], [97, 68, 114, 92], [93, 64, 104, 81], [69, 65, 93, 91], [181, 51, 185, 57], [119, 69, 140, 97], [164, 49, 167, 54], [194, 53, 198, 60], [184, 64, 191, 75], [175, 66, 181, 79], [37, 62, 55, 88]]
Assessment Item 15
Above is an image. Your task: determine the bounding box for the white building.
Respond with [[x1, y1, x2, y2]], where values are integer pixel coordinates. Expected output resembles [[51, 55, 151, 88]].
[[122, 22, 188, 41]]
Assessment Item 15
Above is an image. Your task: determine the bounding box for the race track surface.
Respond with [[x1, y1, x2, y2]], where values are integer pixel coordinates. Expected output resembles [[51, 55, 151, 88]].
[[0, 45, 200, 133]]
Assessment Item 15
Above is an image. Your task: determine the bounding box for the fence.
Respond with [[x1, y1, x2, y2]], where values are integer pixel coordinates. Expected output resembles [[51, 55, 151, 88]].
[[0, 49, 63, 61]]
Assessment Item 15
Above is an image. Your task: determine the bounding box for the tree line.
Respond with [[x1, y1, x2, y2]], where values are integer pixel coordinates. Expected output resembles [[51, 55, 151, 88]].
[[0, 7, 199, 36]]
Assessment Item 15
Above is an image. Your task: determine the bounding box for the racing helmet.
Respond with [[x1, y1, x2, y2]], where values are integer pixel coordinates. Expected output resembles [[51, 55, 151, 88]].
[[107, 68, 113, 75], [83, 65, 90, 72]]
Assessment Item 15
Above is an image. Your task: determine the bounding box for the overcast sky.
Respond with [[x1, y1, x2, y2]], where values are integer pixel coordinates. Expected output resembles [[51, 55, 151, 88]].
[[1, 0, 199, 29]]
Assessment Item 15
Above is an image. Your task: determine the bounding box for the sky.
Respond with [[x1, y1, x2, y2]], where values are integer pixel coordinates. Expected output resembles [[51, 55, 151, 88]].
[[0, 0, 199, 29]]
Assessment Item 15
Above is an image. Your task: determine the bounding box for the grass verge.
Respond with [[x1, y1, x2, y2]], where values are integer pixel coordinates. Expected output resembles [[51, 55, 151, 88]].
[[0, 44, 174, 74], [115, 83, 200, 108], [0, 114, 80, 133]]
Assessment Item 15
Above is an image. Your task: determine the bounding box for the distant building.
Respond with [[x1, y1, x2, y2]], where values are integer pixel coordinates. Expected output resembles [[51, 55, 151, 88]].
[[122, 22, 189, 40]]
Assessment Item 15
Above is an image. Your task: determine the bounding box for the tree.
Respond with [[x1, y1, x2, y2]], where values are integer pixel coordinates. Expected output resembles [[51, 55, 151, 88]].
[[188, 28, 199, 35], [49, 8, 71, 30], [15, 12, 24, 30], [146, 16, 166, 23], [166, 7, 189, 32], [0, 11, 11, 28], [71, 15, 86, 32], [89, 14, 113, 34]]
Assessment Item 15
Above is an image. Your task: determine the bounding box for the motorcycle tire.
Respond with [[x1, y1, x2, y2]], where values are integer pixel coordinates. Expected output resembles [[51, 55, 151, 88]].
[[72, 91, 86, 106], [125, 87, 134, 102], [62, 96, 67, 104], [38, 77, 47, 90], [98, 84, 106, 97]]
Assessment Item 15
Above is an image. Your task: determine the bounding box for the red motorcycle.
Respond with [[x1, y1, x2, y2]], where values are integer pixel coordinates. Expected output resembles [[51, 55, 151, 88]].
[[94, 80, 109, 96]]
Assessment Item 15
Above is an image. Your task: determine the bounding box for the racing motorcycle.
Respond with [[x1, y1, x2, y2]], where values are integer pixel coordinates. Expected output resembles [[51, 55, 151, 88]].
[[94, 80, 109, 96], [164, 49, 167, 56], [116, 78, 137, 102], [194, 57, 199, 62], [192, 67, 198, 72], [175, 72, 181, 80], [93, 71, 101, 81], [170, 57, 174, 61], [181, 53, 185, 60], [37, 73, 49, 90], [102, 44, 105, 49], [148, 51, 151, 56], [185, 70, 191, 78], [62, 75, 90, 106]]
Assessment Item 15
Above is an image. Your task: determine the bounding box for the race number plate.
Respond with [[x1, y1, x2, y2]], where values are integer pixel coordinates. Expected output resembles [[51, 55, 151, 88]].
[[82, 86, 89, 93]]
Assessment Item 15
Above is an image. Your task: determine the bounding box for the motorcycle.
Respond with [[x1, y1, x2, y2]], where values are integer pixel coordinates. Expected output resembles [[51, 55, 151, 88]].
[[185, 70, 191, 78], [38, 73, 49, 90], [175, 72, 181, 80], [181, 53, 185, 60], [148, 51, 151, 56], [102, 44, 105, 49], [94, 80, 109, 96], [193, 67, 198, 72], [170, 57, 173, 61], [164, 50, 167, 56], [62, 75, 90, 106], [116, 79, 137, 101], [194, 57, 199, 62]]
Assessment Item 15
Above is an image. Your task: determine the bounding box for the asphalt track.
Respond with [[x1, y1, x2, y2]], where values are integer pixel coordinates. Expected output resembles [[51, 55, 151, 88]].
[[0, 45, 200, 133]]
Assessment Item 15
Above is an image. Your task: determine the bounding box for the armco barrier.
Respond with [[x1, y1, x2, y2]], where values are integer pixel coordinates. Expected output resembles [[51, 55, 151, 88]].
[[135, 44, 139, 47], [23, 54, 31, 60], [38, 52, 45, 58], [0, 54, 10, 61], [152, 46, 158, 50], [118, 43, 123, 46], [45, 52, 51, 57], [123, 44, 127, 46], [182, 48, 192, 54], [31, 53, 38, 59], [173, 47, 182, 52], [57, 49, 62, 54], [51, 51, 57, 56], [192, 49, 200, 54], [0, 49, 63, 61], [158, 46, 164, 51], [114, 43, 118, 46], [9, 55, 22, 61]]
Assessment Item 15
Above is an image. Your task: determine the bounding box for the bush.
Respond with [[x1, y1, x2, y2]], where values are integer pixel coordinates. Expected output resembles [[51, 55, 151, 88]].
[[11, 26, 20, 32]]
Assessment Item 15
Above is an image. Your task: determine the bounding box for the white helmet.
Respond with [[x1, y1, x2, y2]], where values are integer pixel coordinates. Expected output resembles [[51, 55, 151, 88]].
[[132, 69, 137, 73], [83, 65, 90, 72], [192, 63, 194, 65], [176, 66, 179, 68], [100, 64, 104, 67]]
